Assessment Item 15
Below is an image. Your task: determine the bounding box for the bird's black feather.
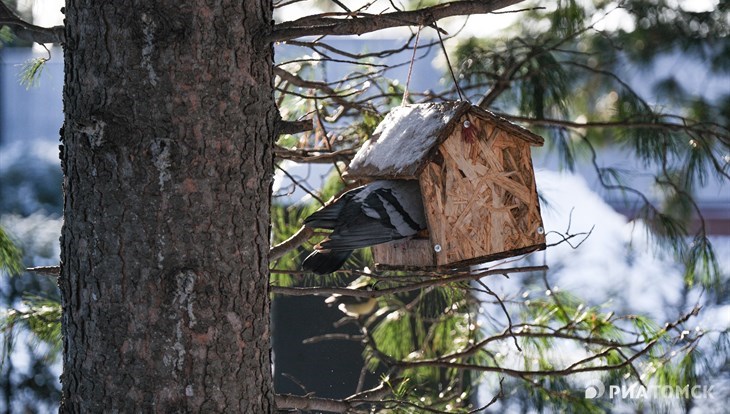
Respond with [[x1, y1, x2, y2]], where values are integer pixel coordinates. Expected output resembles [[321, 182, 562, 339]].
[[303, 188, 364, 229], [301, 250, 353, 275], [301, 180, 427, 273]]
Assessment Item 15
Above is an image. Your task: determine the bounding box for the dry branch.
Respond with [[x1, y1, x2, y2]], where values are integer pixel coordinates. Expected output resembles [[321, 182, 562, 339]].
[[502, 113, 729, 137], [270, 0, 527, 42], [274, 146, 358, 163], [276, 119, 313, 135], [25, 265, 61, 276], [274, 66, 357, 108], [275, 394, 351, 413], [270, 225, 314, 261], [271, 265, 548, 297], [275, 380, 393, 413], [0, 2, 64, 43]]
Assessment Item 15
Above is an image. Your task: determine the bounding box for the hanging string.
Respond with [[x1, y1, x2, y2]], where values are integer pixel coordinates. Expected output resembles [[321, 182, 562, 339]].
[[433, 20, 465, 101], [402, 25, 422, 106]]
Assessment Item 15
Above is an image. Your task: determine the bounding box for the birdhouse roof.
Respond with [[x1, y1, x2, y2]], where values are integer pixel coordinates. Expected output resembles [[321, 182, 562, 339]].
[[347, 101, 544, 179]]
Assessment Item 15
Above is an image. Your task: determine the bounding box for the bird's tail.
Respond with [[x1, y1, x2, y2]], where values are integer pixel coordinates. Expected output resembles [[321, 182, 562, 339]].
[[302, 250, 353, 274]]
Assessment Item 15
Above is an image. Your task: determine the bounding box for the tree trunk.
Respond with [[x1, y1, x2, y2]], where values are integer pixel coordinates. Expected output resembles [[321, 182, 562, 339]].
[[59, 1, 275, 412]]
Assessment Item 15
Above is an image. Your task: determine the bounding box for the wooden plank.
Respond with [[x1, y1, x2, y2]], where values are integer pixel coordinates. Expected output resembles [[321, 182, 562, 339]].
[[468, 106, 545, 146], [372, 238, 435, 268]]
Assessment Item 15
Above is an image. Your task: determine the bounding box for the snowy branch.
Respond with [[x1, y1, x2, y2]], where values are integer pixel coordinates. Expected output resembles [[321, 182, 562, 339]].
[[274, 146, 358, 163]]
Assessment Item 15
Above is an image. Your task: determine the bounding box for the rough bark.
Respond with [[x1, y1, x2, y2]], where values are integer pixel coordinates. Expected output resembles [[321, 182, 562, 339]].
[[59, 1, 275, 412]]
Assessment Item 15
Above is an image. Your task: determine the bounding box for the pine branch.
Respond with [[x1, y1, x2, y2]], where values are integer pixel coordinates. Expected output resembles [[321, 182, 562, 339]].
[[500, 113, 730, 141], [397, 306, 701, 379], [0, 1, 64, 44], [270, 0, 526, 42]]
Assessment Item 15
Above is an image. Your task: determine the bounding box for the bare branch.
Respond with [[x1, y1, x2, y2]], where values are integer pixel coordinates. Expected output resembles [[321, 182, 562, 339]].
[[274, 66, 361, 109], [476, 280, 522, 352], [270, 225, 314, 261], [274, 146, 358, 163], [271, 265, 548, 297], [500, 113, 728, 137], [276, 119, 313, 135], [470, 377, 504, 412], [0, 2, 64, 44], [286, 35, 422, 60], [302, 333, 364, 344], [26, 265, 60, 276], [276, 379, 395, 413], [275, 164, 325, 205], [275, 394, 352, 413], [270, 0, 526, 42]]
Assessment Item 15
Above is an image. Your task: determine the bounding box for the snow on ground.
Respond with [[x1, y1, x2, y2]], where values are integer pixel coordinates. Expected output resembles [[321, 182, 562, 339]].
[[536, 170, 688, 320], [476, 169, 729, 412]]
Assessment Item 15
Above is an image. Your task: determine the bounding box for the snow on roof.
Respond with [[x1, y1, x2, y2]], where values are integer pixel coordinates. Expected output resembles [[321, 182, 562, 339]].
[[346, 101, 544, 179], [347, 101, 469, 178]]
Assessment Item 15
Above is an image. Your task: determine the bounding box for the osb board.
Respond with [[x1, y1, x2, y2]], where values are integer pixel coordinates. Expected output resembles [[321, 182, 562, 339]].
[[375, 243, 545, 272], [468, 106, 544, 147], [372, 238, 435, 268], [419, 113, 546, 267]]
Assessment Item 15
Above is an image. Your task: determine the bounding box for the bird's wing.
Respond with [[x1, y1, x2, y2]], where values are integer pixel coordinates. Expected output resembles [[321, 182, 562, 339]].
[[362, 184, 426, 236], [303, 186, 364, 229], [320, 182, 426, 251], [319, 214, 402, 251]]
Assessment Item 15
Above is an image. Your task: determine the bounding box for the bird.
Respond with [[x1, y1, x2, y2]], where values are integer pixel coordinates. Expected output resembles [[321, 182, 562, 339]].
[[301, 180, 427, 274], [324, 275, 378, 318]]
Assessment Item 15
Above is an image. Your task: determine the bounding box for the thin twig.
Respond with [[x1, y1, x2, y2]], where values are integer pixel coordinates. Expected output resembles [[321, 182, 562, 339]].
[[270, 0, 527, 42], [476, 280, 522, 352], [275, 164, 325, 205], [272, 265, 548, 297], [270, 226, 315, 261]]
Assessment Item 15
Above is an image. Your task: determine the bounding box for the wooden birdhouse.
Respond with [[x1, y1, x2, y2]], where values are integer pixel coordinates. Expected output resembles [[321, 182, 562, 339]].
[[346, 101, 546, 270]]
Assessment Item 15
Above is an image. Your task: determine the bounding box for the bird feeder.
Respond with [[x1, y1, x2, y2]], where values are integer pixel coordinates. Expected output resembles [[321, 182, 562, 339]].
[[345, 101, 546, 270]]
